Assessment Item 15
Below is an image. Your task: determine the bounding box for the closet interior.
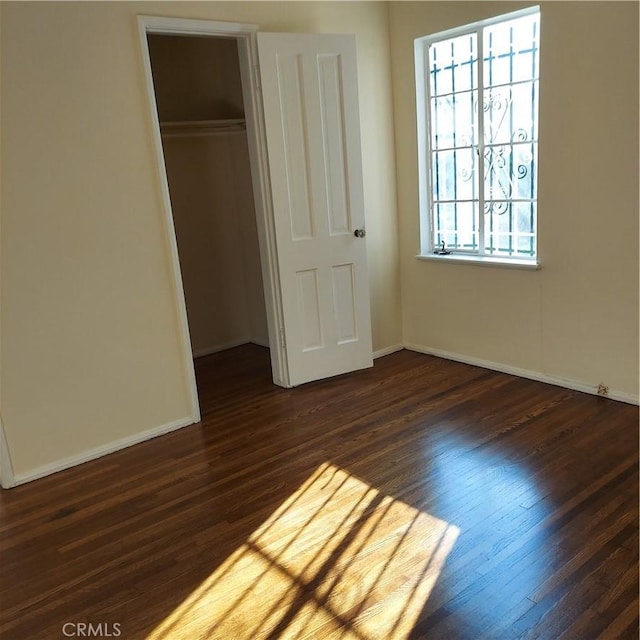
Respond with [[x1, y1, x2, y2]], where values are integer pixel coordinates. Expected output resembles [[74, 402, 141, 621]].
[[147, 34, 269, 363]]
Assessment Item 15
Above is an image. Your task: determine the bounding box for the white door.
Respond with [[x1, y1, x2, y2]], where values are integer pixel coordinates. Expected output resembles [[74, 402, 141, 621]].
[[257, 33, 373, 386]]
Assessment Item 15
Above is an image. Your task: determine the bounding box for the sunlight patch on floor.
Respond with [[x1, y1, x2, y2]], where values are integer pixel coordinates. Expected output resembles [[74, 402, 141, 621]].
[[147, 462, 459, 640]]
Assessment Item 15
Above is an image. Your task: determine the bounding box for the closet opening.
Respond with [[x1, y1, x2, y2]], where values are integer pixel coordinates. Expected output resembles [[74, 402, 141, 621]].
[[146, 32, 273, 407]]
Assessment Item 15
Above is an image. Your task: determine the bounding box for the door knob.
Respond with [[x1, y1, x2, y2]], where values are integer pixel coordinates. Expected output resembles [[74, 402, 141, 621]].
[[354, 229, 366, 238]]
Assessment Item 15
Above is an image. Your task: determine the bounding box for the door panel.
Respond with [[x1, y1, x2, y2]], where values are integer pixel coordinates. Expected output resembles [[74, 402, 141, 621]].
[[297, 269, 323, 351], [276, 53, 315, 241], [317, 54, 351, 236], [257, 33, 373, 386], [332, 264, 358, 344]]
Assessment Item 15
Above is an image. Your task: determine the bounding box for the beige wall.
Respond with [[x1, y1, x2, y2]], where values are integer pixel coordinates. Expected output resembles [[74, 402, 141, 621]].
[[0, 1, 401, 479], [5, 0, 635, 484], [389, 1, 639, 398], [0, 2, 8, 483]]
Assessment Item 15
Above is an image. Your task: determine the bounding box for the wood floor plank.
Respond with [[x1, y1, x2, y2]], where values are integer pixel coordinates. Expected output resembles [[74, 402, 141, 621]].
[[1, 345, 637, 640]]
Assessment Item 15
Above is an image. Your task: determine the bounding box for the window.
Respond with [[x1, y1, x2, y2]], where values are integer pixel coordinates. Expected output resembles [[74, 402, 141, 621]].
[[415, 7, 540, 265]]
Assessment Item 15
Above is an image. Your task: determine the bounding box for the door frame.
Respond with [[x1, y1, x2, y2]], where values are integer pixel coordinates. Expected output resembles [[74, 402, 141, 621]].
[[137, 15, 290, 414]]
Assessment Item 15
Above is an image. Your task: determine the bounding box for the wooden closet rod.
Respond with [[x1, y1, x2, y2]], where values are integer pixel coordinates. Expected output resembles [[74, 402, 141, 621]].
[[160, 119, 246, 138]]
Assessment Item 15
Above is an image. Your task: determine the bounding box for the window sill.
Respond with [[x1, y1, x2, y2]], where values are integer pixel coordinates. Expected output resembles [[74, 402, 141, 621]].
[[416, 253, 540, 271]]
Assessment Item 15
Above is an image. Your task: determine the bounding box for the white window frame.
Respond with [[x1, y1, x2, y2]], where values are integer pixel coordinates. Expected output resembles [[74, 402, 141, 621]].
[[415, 6, 541, 270]]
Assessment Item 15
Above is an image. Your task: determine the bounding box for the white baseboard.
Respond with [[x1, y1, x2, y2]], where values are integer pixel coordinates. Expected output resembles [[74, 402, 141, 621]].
[[404, 343, 639, 405], [192, 337, 252, 359], [197, 341, 401, 361], [8, 342, 634, 487], [373, 344, 404, 359], [11, 415, 199, 487]]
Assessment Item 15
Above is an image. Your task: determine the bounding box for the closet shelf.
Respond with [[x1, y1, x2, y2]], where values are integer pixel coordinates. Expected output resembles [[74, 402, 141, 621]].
[[160, 119, 246, 138]]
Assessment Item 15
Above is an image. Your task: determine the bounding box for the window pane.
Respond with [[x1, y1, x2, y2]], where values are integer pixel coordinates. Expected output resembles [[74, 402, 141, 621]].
[[434, 201, 479, 251], [429, 33, 478, 96], [484, 13, 539, 88], [432, 147, 478, 201], [516, 201, 536, 236], [430, 91, 478, 149], [484, 201, 512, 255], [514, 142, 537, 199], [484, 201, 536, 256], [484, 143, 536, 201], [483, 82, 539, 146]]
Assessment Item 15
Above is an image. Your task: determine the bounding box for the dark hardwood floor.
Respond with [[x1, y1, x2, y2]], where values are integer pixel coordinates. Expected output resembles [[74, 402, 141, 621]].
[[1, 345, 638, 639]]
